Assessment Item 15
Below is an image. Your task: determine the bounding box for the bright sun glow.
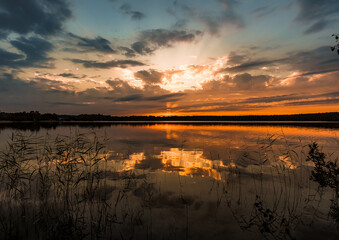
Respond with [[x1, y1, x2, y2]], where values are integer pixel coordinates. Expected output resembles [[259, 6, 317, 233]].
[[159, 56, 228, 92]]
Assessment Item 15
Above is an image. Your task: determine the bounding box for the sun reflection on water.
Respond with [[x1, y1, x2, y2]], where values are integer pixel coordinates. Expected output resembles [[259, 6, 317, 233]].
[[109, 148, 228, 180]]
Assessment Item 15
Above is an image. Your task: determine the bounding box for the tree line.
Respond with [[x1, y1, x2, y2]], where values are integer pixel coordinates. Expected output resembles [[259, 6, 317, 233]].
[[0, 111, 339, 122]]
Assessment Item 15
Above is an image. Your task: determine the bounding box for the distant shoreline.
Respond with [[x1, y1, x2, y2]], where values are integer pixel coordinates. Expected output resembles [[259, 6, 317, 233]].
[[1, 120, 339, 123], [1, 120, 339, 130], [1, 112, 339, 122]]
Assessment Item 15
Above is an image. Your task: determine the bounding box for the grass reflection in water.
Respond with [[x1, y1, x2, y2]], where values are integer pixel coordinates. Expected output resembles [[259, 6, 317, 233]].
[[0, 131, 338, 239]]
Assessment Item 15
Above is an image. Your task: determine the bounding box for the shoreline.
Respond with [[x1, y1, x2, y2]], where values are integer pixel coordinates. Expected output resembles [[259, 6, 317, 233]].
[[1, 120, 339, 130]]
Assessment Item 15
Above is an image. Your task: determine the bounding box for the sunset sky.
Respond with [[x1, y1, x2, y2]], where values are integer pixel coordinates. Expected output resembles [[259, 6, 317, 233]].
[[0, 0, 339, 116]]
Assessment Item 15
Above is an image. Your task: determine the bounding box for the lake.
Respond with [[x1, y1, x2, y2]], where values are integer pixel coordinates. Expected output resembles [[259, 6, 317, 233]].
[[0, 122, 338, 239]]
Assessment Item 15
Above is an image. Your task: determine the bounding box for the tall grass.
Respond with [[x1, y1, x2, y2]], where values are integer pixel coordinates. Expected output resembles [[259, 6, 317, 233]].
[[0, 131, 337, 239]]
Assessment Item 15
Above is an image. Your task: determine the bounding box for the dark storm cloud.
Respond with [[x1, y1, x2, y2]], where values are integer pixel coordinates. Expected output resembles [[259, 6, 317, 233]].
[[172, 0, 244, 35], [124, 29, 202, 56], [120, 3, 145, 20], [295, 0, 339, 34], [67, 33, 116, 53], [69, 59, 146, 69], [134, 70, 163, 84], [0, 0, 71, 36], [0, 37, 54, 68]]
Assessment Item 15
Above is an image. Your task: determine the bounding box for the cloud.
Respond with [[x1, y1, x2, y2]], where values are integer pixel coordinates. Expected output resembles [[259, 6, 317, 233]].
[[49, 102, 88, 106], [131, 41, 153, 55], [125, 29, 202, 56], [0, 72, 176, 114], [145, 92, 185, 101], [242, 94, 301, 104], [0, 37, 54, 68], [287, 46, 339, 73], [0, 72, 32, 93], [139, 29, 202, 47], [251, 5, 277, 18], [115, 92, 185, 102], [67, 33, 116, 53], [134, 70, 163, 84], [233, 73, 270, 90], [58, 73, 87, 79], [222, 46, 339, 75], [242, 91, 339, 104], [295, 0, 339, 34], [222, 58, 285, 73], [69, 59, 146, 69], [120, 3, 145, 20], [0, 72, 105, 113], [0, 0, 71, 36], [117, 46, 136, 57], [299, 68, 339, 76], [115, 94, 143, 102], [303, 20, 329, 35], [172, 0, 244, 35], [285, 98, 339, 106], [197, 71, 273, 93], [226, 51, 249, 65], [10, 37, 54, 67], [0, 49, 24, 67]]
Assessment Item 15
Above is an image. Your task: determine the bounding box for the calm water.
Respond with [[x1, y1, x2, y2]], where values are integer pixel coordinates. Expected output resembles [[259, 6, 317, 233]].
[[0, 123, 338, 239]]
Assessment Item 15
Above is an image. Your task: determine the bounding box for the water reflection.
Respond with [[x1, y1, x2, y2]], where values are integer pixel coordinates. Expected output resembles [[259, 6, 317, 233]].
[[0, 123, 338, 239]]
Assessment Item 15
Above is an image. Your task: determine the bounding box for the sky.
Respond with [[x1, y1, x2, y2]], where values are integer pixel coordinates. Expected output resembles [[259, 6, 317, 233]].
[[0, 0, 339, 116]]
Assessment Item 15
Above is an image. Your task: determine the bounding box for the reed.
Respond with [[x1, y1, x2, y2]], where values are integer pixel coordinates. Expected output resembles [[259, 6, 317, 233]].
[[0, 131, 337, 239]]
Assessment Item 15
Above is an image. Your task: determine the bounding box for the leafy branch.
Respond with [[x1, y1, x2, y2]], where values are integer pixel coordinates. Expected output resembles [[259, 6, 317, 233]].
[[330, 34, 339, 55]]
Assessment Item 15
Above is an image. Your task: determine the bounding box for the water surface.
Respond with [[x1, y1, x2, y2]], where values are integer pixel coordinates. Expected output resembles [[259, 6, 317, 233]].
[[0, 123, 338, 239]]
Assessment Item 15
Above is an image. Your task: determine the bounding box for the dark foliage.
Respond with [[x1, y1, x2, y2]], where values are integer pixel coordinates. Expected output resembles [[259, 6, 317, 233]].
[[1, 111, 339, 122], [330, 34, 339, 55], [306, 143, 339, 223], [306, 143, 338, 189]]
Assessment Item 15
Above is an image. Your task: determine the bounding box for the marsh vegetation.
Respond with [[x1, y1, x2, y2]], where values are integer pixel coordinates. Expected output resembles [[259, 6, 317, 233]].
[[0, 124, 338, 239]]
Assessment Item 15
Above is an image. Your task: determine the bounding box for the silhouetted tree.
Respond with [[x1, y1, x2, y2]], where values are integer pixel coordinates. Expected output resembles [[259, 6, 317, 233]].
[[306, 143, 339, 224], [330, 34, 339, 55]]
